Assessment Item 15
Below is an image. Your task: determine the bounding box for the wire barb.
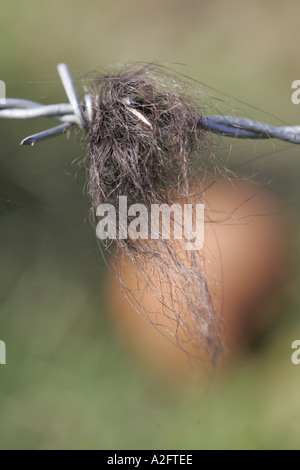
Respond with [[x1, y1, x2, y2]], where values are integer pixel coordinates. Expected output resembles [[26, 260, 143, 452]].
[[1, 63, 300, 146], [57, 63, 87, 130]]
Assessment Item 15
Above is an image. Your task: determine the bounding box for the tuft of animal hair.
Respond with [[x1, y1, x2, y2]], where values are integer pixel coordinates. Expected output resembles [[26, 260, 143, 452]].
[[84, 64, 225, 369]]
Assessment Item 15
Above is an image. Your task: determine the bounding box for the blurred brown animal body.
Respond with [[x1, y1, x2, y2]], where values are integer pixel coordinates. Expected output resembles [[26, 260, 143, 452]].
[[107, 178, 287, 380]]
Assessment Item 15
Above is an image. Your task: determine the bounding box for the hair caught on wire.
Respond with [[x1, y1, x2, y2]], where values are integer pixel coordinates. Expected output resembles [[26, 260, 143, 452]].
[[0, 63, 296, 368]]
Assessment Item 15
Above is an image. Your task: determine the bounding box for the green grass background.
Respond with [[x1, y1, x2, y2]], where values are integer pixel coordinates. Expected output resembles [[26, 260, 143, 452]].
[[1, 0, 300, 449]]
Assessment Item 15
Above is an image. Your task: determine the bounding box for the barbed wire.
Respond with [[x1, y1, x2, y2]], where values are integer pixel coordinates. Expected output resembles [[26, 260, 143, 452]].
[[0, 63, 300, 146]]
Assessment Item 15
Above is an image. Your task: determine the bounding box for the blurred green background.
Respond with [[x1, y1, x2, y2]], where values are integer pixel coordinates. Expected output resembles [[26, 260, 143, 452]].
[[1, 0, 300, 450]]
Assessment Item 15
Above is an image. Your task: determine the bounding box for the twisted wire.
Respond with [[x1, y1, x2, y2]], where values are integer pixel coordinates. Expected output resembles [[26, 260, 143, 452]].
[[0, 63, 299, 146]]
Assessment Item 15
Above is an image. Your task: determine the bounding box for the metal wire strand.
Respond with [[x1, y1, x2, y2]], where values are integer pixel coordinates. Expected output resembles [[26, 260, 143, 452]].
[[0, 63, 300, 146]]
